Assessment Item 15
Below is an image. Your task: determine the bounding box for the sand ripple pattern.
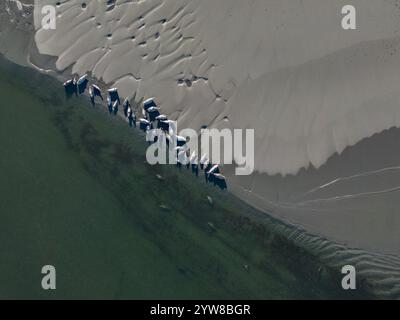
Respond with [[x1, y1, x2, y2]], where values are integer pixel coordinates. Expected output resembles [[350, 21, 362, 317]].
[[272, 222, 400, 299], [34, 0, 400, 176]]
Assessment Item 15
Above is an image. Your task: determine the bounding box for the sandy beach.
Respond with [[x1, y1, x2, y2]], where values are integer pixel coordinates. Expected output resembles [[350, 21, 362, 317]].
[[1, 0, 400, 298]]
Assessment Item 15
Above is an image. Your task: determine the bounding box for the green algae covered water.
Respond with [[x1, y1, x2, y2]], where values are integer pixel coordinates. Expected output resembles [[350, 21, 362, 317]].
[[0, 55, 369, 299]]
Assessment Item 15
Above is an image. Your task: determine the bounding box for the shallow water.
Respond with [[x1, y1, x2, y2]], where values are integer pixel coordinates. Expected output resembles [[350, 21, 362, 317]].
[[0, 54, 368, 299]]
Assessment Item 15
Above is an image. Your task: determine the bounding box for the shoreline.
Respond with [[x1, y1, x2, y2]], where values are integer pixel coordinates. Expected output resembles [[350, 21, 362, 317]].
[[24, 0, 400, 261], [2, 0, 399, 256], [0, 52, 388, 299], [0, 53, 372, 299], [1, 1, 399, 298]]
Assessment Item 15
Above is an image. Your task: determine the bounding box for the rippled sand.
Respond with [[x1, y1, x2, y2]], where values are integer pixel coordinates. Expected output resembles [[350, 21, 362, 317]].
[[1, 0, 400, 298]]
